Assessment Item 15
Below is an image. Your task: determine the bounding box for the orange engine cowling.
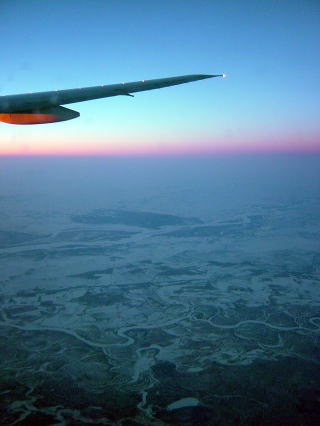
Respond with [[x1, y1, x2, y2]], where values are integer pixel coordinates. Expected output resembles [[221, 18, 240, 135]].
[[0, 105, 80, 125]]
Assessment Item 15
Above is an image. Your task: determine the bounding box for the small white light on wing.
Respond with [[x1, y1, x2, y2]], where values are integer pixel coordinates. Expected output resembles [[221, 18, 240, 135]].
[[222, 74, 227, 78]]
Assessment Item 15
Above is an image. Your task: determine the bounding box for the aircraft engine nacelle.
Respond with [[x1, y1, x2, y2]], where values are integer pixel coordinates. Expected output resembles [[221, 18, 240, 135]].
[[0, 105, 80, 125]]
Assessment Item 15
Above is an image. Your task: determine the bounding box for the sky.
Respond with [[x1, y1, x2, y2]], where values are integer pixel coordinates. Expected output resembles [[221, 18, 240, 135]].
[[0, 0, 319, 155]]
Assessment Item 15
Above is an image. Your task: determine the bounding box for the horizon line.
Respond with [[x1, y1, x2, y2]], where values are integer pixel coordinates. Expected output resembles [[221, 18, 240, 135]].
[[1, 148, 320, 158]]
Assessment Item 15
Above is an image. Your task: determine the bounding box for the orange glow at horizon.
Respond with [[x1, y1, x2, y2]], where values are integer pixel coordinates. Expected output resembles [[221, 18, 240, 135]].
[[1, 130, 320, 156]]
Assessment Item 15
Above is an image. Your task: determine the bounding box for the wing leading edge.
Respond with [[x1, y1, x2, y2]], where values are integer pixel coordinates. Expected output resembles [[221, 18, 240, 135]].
[[0, 73, 224, 125]]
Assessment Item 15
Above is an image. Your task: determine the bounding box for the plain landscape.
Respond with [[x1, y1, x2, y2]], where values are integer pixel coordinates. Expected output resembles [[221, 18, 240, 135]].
[[0, 154, 320, 425]]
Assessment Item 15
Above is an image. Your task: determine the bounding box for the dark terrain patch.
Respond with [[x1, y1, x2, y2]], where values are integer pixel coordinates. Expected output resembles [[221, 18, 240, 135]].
[[70, 209, 202, 229], [157, 265, 203, 276], [54, 229, 136, 242], [149, 358, 320, 425], [161, 224, 246, 238], [0, 230, 46, 248], [0, 245, 116, 260], [68, 268, 114, 280], [72, 290, 124, 307]]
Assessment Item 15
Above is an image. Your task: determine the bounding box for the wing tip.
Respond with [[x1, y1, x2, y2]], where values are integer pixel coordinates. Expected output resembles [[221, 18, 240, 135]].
[[188, 74, 226, 81], [202, 73, 226, 78]]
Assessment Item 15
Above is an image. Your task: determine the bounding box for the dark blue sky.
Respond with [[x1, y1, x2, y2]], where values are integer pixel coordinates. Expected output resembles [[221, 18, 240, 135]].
[[1, 0, 319, 154]]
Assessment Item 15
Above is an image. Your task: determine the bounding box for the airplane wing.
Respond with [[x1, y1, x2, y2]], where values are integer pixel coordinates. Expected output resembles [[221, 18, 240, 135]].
[[0, 73, 224, 125]]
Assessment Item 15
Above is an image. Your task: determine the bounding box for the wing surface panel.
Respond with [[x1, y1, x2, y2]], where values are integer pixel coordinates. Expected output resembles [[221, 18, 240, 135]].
[[0, 74, 222, 114]]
